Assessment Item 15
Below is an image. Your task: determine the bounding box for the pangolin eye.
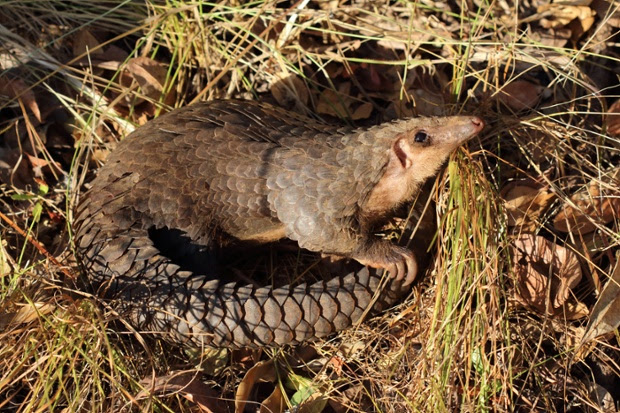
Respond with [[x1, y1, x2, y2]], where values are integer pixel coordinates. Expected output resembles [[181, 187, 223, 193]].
[[414, 130, 429, 143]]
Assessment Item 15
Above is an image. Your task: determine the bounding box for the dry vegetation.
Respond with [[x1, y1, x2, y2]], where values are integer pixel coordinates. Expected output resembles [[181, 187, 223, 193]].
[[1, 0, 619, 412]]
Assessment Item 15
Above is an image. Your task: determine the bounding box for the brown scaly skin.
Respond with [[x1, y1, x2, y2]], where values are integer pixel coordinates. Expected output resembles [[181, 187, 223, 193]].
[[73, 100, 484, 348]]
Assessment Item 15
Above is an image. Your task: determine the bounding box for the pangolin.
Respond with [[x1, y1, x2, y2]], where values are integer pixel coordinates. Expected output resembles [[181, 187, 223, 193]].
[[73, 100, 484, 348]]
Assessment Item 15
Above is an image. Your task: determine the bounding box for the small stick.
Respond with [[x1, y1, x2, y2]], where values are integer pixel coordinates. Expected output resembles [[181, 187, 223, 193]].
[[0, 210, 75, 279]]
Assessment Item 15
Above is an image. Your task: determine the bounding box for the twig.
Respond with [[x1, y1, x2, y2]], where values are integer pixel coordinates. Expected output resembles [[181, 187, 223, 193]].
[[0, 210, 75, 279]]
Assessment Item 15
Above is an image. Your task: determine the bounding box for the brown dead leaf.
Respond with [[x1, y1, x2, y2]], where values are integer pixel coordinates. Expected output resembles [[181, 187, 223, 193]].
[[0, 76, 42, 122], [408, 88, 447, 117], [500, 182, 555, 230], [324, 62, 344, 79], [355, 63, 396, 92], [328, 384, 368, 413], [231, 346, 260, 366], [316, 87, 352, 118], [566, 8, 597, 40], [27, 153, 62, 178], [519, 128, 558, 163], [137, 371, 224, 412], [260, 386, 285, 413], [0, 239, 12, 278], [327, 355, 345, 376], [605, 98, 620, 137], [387, 100, 416, 119], [236, 360, 278, 413], [562, 299, 590, 321], [497, 80, 545, 111], [270, 72, 309, 109], [533, 28, 572, 48], [582, 254, 620, 342], [0, 147, 36, 189], [90, 149, 110, 164], [72, 29, 102, 58], [539, 4, 595, 28], [351, 102, 373, 120], [125, 57, 168, 101], [113, 57, 176, 121], [0, 302, 55, 328], [538, 4, 597, 41], [512, 234, 585, 317], [554, 170, 620, 234], [116, 57, 174, 116], [190, 347, 229, 376], [73, 44, 129, 70]]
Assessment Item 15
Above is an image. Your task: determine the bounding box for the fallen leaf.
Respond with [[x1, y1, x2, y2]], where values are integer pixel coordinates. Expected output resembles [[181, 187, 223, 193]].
[[296, 392, 328, 413], [0, 147, 36, 189], [328, 384, 367, 413], [538, 4, 597, 41], [588, 383, 616, 412], [351, 102, 373, 120], [538, 4, 595, 29], [606, 98, 620, 137], [236, 360, 278, 413], [327, 355, 345, 375], [125, 56, 169, 101], [497, 80, 545, 111], [0, 302, 55, 328], [116, 56, 174, 116], [0, 76, 42, 122], [73, 44, 129, 70], [561, 299, 590, 321], [566, 8, 597, 40], [137, 371, 223, 412], [324, 62, 344, 79], [533, 28, 572, 48], [260, 386, 285, 413], [511, 234, 584, 316], [554, 169, 620, 234], [47, 209, 63, 224], [316, 88, 352, 118], [582, 254, 620, 343], [90, 149, 110, 164], [72, 29, 102, 58], [27, 153, 62, 178], [408, 88, 447, 116], [270, 72, 309, 108], [500, 182, 555, 230], [355, 63, 395, 92], [0, 239, 13, 279], [190, 347, 229, 376], [287, 373, 327, 413]]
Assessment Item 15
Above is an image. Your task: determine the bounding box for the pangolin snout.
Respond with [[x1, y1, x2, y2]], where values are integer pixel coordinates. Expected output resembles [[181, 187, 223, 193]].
[[470, 117, 485, 133]]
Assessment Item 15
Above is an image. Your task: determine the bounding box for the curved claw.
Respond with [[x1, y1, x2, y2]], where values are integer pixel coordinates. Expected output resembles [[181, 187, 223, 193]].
[[401, 249, 418, 286], [354, 244, 418, 286], [393, 259, 406, 281]]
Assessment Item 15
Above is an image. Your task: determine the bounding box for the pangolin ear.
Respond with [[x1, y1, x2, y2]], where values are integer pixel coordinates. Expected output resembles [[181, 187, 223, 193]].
[[391, 136, 414, 170]]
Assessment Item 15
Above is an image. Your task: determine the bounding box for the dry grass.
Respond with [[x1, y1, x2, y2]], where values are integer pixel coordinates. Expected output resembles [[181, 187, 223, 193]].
[[1, 0, 619, 412]]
